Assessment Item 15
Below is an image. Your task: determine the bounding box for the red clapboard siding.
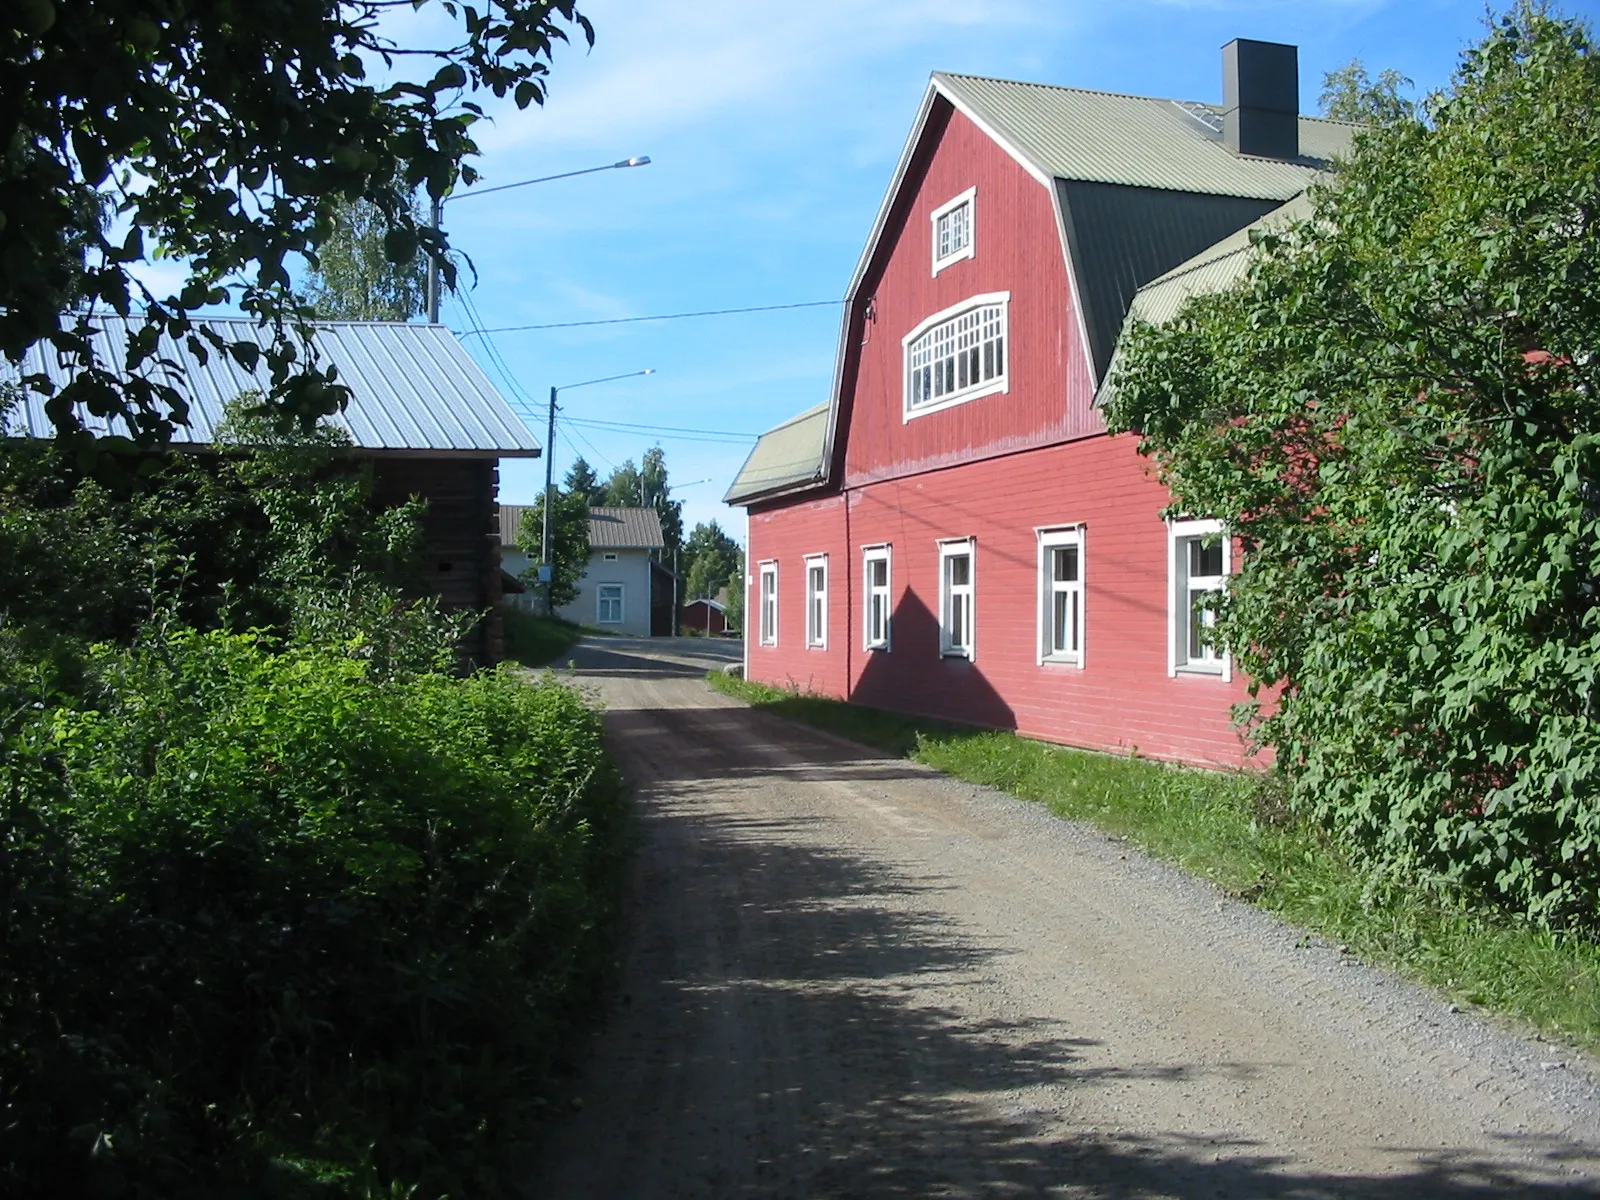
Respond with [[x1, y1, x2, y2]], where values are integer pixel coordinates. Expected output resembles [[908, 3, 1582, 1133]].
[[748, 436, 1258, 769], [842, 100, 1100, 490]]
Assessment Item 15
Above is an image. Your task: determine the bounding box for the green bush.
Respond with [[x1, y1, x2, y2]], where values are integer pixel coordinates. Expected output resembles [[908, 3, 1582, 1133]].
[[0, 629, 626, 1198], [1104, 8, 1600, 925]]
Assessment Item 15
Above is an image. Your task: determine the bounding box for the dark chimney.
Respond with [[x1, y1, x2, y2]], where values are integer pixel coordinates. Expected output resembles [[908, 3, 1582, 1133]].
[[1222, 38, 1298, 159]]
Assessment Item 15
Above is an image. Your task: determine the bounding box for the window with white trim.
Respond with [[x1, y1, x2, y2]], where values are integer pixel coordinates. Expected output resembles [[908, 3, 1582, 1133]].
[[805, 555, 828, 649], [931, 187, 976, 273], [939, 538, 975, 659], [1038, 527, 1084, 665], [904, 293, 1009, 419], [596, 583, 623, 625], [863, 545, 891, 651], [759, 561, 778, 646], [1169, 519, 1229, 676]]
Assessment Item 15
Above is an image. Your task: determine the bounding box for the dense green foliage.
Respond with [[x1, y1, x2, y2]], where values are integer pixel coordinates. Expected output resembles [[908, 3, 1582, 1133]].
[[1105, 8, 1600, 926], [710, 672, 1600, 1051], [1, 0, 589, 444], [1318, 59, 1418, 123], [724, 552, 746, 634], [0, 392, 466, 678], [0, 397, 627, 1195], [599, 447, 683, 557], [516, 488, 591, 610], [682, 520, 740, 602], [303, 189, 429, 321], [2, 633, 624, 1197], [563, 456, 605, 505]]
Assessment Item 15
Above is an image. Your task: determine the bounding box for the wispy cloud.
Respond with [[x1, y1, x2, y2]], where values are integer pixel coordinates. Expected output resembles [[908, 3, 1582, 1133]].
[[471, 0, 1058, 155]]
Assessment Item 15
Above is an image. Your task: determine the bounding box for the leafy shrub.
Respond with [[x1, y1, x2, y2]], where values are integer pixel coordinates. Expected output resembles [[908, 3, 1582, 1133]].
[[0, 390, 470, 680], [0, 630, 626, 1198], [1105, 8, 1600, 925]]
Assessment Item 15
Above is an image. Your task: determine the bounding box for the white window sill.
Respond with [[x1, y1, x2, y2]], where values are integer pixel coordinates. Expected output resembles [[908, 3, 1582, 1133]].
[[1174, 662, 1226, 677], [904, 377, 1007, 423], [1040, 654, 1082, 667], [932, 246, 975, 276], [865, 642, 890, 653]]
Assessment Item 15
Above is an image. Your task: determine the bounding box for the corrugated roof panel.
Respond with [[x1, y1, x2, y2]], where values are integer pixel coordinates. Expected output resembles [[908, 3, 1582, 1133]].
[[724, 402, 829, 505], [588, 506, 665, 550], [936, 73, 1357, 201], [0, 316, 540, 456]]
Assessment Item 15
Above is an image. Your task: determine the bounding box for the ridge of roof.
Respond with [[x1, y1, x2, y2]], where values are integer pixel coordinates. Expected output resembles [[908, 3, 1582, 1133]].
[[933, 71, 1362, 131]]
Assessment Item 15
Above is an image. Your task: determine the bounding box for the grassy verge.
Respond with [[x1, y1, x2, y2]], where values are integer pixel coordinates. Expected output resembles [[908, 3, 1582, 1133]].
[[502, 610, 585, 667], [708, 672, 1600, 1053]]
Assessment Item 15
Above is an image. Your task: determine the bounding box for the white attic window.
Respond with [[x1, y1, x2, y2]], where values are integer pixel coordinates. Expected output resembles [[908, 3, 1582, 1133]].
[[931, 187, 976, 274]]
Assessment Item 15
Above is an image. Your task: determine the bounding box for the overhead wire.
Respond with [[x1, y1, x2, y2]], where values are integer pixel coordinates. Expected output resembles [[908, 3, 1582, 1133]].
[[461, 299, 842, 336]]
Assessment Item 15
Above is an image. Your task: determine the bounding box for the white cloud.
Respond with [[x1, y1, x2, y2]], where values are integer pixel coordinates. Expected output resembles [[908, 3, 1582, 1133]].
[[470, 0, 1059, 156]]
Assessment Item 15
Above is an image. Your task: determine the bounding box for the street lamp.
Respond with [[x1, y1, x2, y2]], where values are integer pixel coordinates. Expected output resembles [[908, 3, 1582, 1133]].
[[540, 369, 655, 617], [425, 156, 651, 323]]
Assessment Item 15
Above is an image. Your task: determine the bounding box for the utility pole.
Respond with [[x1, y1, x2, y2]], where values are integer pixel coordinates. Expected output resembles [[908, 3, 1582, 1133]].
[[426, 196, 442, 324], [540, 385, 557, 616]]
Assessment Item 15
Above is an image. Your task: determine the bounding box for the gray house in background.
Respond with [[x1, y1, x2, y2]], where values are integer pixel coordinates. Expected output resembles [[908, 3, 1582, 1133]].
[[499, 504, 667, 637]]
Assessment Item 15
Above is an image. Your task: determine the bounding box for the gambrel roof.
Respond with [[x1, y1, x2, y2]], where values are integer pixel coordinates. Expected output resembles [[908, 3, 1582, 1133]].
[[934, 74, 1354, 200], [724, 65, 1357, 508]]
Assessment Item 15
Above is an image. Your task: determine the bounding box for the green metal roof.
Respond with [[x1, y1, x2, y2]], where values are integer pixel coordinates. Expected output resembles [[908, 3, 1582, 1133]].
[[724, 402, 830, 505], [1098, 190, 1316, 406], [935, 73, 1357, 201]]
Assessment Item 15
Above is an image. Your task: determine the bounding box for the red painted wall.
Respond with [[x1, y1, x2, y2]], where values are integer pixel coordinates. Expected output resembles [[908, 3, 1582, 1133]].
[[748, 437, 1257, 767], [841, 100, 1100, 490]]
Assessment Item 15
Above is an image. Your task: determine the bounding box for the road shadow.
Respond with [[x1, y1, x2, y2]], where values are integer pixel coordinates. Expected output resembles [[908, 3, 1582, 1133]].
[[524, 657, 1600, 1198]]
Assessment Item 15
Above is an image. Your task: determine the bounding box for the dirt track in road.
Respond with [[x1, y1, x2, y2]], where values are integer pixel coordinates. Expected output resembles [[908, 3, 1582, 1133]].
[[527, 638, 1600, 1197]]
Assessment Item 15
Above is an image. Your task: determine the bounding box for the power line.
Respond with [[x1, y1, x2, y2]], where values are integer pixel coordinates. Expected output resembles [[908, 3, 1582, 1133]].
[[461, 299, 842, 336], [563, 417, 756, 445]]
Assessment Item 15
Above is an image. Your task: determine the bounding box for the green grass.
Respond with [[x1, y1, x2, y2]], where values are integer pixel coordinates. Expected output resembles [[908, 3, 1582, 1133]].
[[708, 672, 1600, 1053], [502, 611, 585, 667]]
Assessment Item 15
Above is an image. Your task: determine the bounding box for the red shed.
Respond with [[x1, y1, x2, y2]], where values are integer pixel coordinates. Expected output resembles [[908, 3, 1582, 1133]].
[[727, 41, 1356, 768]]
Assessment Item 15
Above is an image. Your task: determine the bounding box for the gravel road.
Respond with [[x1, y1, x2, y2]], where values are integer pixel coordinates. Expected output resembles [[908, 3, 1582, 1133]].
[[527, 637, 1600, 1197]]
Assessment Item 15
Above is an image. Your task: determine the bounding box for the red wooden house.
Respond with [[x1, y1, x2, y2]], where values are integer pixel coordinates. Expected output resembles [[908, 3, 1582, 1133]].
[[727, 40, 1355, 767]]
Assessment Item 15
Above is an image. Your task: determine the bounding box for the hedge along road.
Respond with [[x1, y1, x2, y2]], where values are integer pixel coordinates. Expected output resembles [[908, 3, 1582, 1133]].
[[527, 637, 1600, 1198]]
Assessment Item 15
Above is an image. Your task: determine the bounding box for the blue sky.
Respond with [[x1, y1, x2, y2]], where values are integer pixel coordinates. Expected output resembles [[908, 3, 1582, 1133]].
[[408, 0, 1575, 540]]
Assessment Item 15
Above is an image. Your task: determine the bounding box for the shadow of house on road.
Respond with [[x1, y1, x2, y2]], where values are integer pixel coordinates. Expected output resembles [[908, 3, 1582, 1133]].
[[529, 662, 1600, 1198]]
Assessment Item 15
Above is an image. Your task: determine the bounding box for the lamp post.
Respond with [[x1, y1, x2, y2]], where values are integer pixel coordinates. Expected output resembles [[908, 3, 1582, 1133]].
[[425, 155, 651, 323], [541, 370, 655, 617]]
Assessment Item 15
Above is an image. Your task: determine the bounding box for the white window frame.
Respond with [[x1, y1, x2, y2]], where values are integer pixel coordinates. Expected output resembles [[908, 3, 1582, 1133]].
[[1036, 525, 1085, 667], [902, 292, 1010, 422], [602, 551, 618, 561], [804, 554, 828, 649], [596, 583, 624, 626], [863, 544, 892, 652], [1168, 518, 1231, 679], [938, 537, 976, 660], [930, 186, 976, 275], [758, 560, 779, 647]]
